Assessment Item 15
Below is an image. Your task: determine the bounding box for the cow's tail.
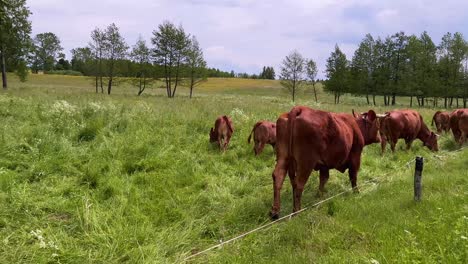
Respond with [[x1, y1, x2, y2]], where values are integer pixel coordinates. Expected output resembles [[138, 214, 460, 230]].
[[431, 111, 441, 126], [222, 115, 233, 133], [248, 121, 262, 144], [288, 107, 301, 177]]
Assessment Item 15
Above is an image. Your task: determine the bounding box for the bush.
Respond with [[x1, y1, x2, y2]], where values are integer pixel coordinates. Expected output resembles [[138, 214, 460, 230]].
[[46, 70, 83, 76]]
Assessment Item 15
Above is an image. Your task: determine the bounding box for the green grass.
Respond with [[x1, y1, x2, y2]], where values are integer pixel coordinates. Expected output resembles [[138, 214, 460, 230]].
[[0, 74, 466, 263]]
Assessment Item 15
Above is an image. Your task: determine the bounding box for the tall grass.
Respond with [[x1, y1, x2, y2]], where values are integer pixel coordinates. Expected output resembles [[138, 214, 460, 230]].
[[0, 75, 466, 263]]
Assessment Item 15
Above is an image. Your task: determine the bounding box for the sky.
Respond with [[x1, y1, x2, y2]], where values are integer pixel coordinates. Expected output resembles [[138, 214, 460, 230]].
[[28, 0, 468, 78]]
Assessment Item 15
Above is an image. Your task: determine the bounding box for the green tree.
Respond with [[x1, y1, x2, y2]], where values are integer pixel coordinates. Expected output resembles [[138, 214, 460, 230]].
[[55, 53, 70, 70], [31, 32, 63, 72], [279, 50, 306, 102], [437, 32, 468, 107], [305, 59, 318, 102], [404, 32, 438, 107], [130, 36, 152, 96], [388, 31, 408, 105], [0, 0, 32, 88], [184, 36, 207, 98], [325, 44, 349, 104], [103, 23, 128, 95], [260, 66, 275, 79], [71, 47, 93, 75], [351, 34, 376, 105], [151, 21, 190, 98], [89, 27, 106, 93]]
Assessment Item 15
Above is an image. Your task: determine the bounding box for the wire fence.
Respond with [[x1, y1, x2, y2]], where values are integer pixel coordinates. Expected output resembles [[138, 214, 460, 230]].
[[181, 147, 467, 262]]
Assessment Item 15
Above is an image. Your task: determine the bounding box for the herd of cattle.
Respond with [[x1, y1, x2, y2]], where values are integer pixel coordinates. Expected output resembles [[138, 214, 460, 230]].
[[209, 107, 468, 219]]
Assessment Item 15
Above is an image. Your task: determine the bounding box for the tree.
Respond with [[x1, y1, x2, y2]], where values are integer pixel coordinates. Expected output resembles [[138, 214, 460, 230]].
[[279, 50, 306, 102], [351, 34, 376, 105], [31, 32, 63, 72], [55, 53, 70, 70], [260, 66, 275, 79], [387, 31, 408, 105], [437, 32, 468, 107], [0, 0, 32, 89], [130, 36, 152, 96], [325, 44, 349, 104], [89, 28, 106, 93], [102, 23, 128, 95], [151, 21, 190, 98], [306, 59, 318, 102], [184, 36, 207, 98], [404, 32, 438, 107], [71, 47, 93, 75]]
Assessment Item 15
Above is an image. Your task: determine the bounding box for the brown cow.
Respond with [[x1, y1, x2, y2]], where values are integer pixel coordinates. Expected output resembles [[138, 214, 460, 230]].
[[247, 121, 276, 155], [209, 115, 234, 151], [431, 111, 451, 133], [449, 108, 468, 146], [270, 106, 380, 219], [380, 110, 438, 153]]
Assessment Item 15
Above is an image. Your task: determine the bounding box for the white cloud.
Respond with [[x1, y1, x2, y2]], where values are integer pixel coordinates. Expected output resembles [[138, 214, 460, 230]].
[[27, 0, 468, 78]]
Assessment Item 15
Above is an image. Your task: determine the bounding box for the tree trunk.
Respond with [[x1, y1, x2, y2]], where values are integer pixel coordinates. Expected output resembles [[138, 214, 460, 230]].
[[449, 97, 453, 107], [421, 96, 425, 107], [391, 93, 396, 105], [107, 77, 112, 94], [372, 95, 376, 106], [456, 97, 459, 108], [313, 83, 317, 102], [366, 93, 369, 105], [1, 50, 7, 89], [99, 57, 103, 93], [444, 97, 447, 108], [410, 96, 413, 107], [292, 86, 295, 102], [95, 76, 98, 93]]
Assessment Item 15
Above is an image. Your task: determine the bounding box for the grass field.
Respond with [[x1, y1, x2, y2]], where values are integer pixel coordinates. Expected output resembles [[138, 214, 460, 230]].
[[0, 74, 467, 263]]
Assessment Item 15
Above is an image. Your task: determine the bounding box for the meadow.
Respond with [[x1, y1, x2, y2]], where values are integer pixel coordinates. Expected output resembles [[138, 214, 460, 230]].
[[0, 74, 466, 263]]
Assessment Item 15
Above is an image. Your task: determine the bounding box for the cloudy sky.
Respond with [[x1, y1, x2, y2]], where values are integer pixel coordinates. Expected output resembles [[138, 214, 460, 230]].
[[28, 0, 468, 78]]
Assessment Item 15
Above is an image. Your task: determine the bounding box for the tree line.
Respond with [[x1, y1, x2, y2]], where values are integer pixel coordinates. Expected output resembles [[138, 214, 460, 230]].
[[324, 31, 468, 108], [0, 1, 273, 97]]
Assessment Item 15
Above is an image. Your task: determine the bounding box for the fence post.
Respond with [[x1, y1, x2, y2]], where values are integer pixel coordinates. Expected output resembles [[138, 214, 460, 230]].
[[414, 156, 424, 201]]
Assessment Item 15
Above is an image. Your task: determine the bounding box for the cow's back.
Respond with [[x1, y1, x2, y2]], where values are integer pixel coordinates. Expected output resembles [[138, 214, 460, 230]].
[[291, 108, 362, 170], [382, 110, 422, 140]]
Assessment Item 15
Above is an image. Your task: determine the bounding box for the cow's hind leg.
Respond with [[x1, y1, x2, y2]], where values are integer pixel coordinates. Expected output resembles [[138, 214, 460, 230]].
[[405, 139, 414, 150], [293, 164, 314, 213], [380, 134, 387, 155], [348, 154, 361, 193], [317, 168, 329, 197], [460, 131, 466, 146], [390, 138, 397, 152], [270, 159, 288, 220]]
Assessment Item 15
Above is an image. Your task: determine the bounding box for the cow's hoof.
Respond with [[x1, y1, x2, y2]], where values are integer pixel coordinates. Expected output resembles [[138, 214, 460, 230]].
[[270, 211, 279, 220]]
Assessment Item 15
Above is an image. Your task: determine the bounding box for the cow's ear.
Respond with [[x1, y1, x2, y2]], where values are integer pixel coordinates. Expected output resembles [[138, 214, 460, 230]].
[[367, 110, 377, 121]]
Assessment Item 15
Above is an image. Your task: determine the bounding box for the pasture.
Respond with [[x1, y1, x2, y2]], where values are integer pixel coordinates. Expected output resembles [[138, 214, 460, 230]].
[[0, 74, 467, 263]]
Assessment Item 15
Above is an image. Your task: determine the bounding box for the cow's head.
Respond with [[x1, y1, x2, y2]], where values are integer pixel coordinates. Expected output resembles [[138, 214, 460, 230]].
[[424, 132, 439, 151], [354, 109, 381, 145], [209, 127, 217, 142]]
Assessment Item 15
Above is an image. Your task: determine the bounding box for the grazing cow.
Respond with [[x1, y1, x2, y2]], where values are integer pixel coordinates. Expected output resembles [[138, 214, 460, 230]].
[[379, 110, 438, 153], [209, 115, 234, 151], [449, 109, 468, 146], [270, 106, 380, 219], [431, 111, 451, 133], [247, 121, 276, 155]]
